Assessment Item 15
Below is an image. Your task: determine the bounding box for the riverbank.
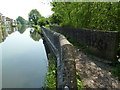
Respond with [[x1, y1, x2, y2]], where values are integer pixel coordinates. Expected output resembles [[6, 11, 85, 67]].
[[44, 54, 56, 88], [44, 54, 84, 89]]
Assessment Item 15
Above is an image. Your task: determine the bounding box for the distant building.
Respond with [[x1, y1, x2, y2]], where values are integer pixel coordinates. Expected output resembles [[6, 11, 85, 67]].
[[6, 17, 11, 27], [0, 13, 17, 27]]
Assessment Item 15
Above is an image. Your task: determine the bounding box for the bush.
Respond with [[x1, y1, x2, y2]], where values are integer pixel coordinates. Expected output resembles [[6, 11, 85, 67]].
[[44, 55, 56, 88], [37, 17, 47, 27], [112, 63, 120, 80]]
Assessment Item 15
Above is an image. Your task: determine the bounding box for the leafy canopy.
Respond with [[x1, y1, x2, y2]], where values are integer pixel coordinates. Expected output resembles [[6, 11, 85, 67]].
[[37, 17, 47, 27], [51, 2, 119, 31], [28, 9, 41, 25], [16, 16, 28, 25]]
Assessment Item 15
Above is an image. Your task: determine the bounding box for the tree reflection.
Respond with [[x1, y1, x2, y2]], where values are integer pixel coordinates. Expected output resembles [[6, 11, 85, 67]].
[[7, 27, 16, 35], [30, 29, 41, 41], [0, 28, 3, 43], [17, 25, 26, 34], [0, 27, 16, 43], [0, 27, 8, 43]]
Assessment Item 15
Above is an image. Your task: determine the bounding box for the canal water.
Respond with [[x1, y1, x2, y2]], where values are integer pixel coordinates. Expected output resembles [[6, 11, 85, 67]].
[[0, 26, 48, 88]]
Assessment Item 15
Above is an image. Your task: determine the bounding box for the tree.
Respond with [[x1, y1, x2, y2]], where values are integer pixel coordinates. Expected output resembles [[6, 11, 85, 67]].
[[49, 13, 62, 25], [28, 9, 41, 25], [16, 16, 28, 25], [37, 17, 47, 27], [51, 2, 119, 31]]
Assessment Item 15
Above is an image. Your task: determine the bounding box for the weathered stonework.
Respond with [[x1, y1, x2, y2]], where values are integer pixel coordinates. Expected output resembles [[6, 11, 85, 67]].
[[41, 27, 77, 89], [50, 26, 119, 62]]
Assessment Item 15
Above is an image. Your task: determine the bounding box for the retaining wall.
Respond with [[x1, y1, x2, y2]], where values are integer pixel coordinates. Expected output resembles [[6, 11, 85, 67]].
[[50, 26, 119, 62], [41, 27, 77, 89]]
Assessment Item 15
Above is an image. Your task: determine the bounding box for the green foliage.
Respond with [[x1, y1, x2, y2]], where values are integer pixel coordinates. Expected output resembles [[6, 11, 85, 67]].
[[49, 13, 62, 25], [28, 9, 41, 25], [37, 17, 47, 27], [44, 55, 56, 88], [30, 28, 41, 41], [118, 42, 120, 59], [76, 72, 84, 90], [51, 2, 119, 31], [45, 64, 56, 88], [16, 16, 28, 25], [32, 25, 40, 31], [44, 24, 50, 28], [17, 24, 26, 34], [112, 63, 120, 80]]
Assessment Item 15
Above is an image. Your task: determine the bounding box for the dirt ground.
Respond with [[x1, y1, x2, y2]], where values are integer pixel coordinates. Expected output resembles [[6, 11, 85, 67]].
[[75, 49, 120, 89]]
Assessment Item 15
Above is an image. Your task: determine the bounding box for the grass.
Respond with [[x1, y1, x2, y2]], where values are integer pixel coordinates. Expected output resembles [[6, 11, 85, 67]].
[[44, 54, 56, 88], [44, 54, 84, 89], [76, 72, 84, 90], [44, 24, 50, 29], [112, 61, 120, 80]]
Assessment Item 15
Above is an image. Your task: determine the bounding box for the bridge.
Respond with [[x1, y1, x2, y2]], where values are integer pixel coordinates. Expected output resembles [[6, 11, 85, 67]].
[[41, 26, 120, 89], [41, 27, 77, 88]]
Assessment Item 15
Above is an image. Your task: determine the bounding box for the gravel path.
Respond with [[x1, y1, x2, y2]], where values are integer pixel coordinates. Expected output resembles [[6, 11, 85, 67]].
[[75, 49, 120, 89]]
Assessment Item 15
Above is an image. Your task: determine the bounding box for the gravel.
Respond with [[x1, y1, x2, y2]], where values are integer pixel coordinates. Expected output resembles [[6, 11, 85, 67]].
[[75, 49, 120, 89]]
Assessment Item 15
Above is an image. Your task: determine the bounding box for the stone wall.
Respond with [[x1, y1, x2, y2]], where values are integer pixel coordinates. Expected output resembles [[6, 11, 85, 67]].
[[50, 26, 119, 62], [41, 27, 77, 89]]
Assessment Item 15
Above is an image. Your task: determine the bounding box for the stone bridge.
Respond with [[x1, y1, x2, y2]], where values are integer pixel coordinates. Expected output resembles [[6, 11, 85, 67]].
[[41, 26, 120, 89], [41, 27, 77, 89]]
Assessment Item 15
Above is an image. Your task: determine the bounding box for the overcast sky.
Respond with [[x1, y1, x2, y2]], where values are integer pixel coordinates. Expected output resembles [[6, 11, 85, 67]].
[[0, 0, 53, 20]]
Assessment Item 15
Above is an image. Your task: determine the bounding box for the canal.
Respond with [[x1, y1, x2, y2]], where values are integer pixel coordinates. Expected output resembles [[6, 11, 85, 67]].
[[0, 26, 48, 88]]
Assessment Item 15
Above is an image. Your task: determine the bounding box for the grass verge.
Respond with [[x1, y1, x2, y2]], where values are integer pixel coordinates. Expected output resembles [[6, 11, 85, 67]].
[[44, 54, 84, 89], [76, 72, 84, 90], [44, 54, 56, 88]]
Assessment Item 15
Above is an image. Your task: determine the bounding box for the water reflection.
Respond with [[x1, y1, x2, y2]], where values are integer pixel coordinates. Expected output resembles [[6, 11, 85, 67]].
[[0, 25, 27, 43], [7, 27, 17, 35], [0, 26, 16, 89], [18, 25, 26, 34], [30, 29, 41, 41], [0, 25, 42, 43], [0, 27, 17, 43], [0, 27, 7, 43], [0, 28, 3, 43], [1, 27, 48, 88]]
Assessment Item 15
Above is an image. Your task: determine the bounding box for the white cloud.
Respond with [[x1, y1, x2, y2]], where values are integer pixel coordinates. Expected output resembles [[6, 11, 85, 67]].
[[0, 0, 53, 20]]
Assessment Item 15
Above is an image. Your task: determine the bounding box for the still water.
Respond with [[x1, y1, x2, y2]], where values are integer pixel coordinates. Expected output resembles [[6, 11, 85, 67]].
[[0, 26, 48, 88]]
